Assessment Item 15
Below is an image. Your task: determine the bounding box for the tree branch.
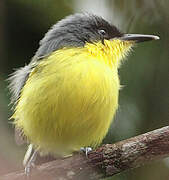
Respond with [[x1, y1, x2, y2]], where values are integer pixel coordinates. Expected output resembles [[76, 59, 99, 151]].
[[2, 126, 169, 180]]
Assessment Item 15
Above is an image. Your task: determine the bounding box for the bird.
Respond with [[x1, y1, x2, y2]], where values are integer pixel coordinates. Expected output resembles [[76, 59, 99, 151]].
[[8, 13, 159, 174]]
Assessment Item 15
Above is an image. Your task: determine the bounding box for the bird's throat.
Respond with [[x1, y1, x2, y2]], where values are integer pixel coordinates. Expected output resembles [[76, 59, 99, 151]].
[[85, 39, 133, 69]]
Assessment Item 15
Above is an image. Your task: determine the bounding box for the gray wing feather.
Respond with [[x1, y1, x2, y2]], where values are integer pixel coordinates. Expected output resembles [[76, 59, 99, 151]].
[[8, 64, 34, 145], [8, 64, 33, 107]]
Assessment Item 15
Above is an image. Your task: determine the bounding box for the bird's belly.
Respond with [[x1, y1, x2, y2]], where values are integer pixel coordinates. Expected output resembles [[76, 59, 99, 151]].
[[13, 59, 120, 156]]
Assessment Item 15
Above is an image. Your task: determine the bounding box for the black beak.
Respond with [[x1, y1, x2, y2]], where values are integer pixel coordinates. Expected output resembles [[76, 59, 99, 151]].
[[120, 34, 160, 43]]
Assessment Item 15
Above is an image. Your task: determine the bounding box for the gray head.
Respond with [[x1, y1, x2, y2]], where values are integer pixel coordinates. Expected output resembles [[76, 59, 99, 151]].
[[35, 13, 123, 58]]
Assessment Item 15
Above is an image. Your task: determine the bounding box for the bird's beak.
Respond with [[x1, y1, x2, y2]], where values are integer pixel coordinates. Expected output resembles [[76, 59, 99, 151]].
[[120, 34, 160, 43]]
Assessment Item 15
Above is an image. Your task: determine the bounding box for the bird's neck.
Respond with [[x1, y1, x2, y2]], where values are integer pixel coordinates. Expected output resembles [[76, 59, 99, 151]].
[[85, 40, 133, 69]]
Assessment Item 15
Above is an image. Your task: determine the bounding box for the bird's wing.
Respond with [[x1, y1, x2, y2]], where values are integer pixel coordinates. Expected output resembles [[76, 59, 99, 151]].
[[8, 63, 34, 144], [8, 64, 33, 107]]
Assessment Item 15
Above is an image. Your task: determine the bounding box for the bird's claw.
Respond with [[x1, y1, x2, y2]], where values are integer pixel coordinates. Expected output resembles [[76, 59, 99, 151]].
[[80, 147, 92, 157], [24, 147, 38, 178], [25, 161, 35, 177]]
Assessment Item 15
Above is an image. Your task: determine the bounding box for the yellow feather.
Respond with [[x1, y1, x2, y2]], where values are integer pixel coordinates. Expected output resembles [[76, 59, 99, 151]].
[[12, 39, 133, 156]]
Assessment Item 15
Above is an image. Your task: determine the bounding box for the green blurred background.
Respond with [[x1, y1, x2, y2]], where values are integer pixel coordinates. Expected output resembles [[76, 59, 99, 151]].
[[0, 0, 169, 179]]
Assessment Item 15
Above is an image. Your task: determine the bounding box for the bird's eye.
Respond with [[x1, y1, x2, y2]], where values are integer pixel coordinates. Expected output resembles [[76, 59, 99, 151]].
[[98, 29, 107, 36]]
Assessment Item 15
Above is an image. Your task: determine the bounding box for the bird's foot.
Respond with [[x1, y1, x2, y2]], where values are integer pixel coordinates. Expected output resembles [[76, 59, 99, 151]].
[[25, 160, 35, 177], [24, 147, 38, 177], [80, 147, 92, 157]]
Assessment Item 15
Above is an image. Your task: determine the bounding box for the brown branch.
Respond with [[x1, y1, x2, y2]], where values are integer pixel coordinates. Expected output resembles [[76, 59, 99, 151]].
[[2, 126, 169, 180]]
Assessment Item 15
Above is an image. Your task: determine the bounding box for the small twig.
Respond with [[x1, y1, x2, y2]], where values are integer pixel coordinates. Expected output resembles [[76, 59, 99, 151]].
[[2, 126, 169, 180]]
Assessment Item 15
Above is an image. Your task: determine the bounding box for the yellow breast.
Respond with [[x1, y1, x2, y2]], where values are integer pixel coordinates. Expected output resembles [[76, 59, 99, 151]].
[[12, 41, 129, 156]]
